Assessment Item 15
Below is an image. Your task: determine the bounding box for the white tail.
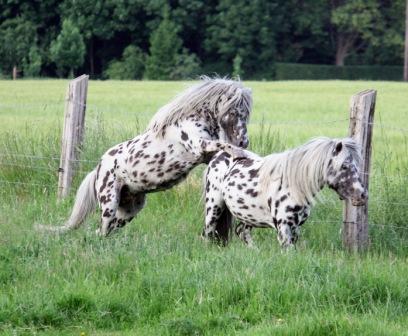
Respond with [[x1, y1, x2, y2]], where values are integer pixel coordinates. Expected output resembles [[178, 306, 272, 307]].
[[36, 170, 97, 233]]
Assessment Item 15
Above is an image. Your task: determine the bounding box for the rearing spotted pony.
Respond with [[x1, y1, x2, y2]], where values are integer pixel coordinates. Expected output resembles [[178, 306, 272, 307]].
[[203, 137, 367, 248], [38, 77, 252, 236]]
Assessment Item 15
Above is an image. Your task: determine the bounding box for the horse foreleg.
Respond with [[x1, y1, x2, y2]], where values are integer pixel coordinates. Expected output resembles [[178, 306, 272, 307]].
[[276, 222, 294, 249], [290, 225, 300, 245], [199, 139, 248, 160]]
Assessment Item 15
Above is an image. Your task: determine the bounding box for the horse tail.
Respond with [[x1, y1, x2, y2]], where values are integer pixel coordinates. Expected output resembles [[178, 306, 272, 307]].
[[215, 207, 233, 246], [36, 170, 97, 233]]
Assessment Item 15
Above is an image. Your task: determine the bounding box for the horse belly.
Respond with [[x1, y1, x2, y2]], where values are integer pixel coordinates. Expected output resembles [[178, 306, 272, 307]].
[[222, 180, 273, 227], [124, 142, 197, 193]]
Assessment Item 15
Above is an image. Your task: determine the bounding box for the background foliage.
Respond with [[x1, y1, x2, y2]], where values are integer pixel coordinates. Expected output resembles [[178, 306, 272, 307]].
[[0, 0, 405, 80]]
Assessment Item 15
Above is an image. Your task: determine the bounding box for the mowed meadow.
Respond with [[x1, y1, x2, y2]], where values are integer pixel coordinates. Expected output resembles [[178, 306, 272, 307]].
[[1, 80, 408, 335]]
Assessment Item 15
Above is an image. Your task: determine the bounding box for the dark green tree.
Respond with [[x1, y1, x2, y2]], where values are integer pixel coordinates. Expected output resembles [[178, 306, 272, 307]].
[[205, 0, 284, 77], [232, 54, 243, 78], [104, 45, 146, 79], [170, 49, 201, 80], [60, 0, 118, 75], [346, 0, 406, 65], [276, 0, 332, 64], [171, 0, 216, 59], [145, 13, 182, 79], [22, 46, 42, 77], [50, 19, 86, 77], [331, 0, 382, 66], [0, 17, 37, 75], [0, 0, 405, 78]]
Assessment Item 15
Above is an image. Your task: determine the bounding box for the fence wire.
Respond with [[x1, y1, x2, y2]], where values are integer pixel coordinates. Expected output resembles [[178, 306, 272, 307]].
[[2, 99, 408, 239], [2, 154, 408, 180]]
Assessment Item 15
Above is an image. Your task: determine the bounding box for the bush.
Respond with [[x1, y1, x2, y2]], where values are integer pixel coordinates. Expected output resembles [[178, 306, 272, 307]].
[[22, 45, 42, 77], [200, 61, 232, 77], [0, 17, 37, 75], [169, 49, 201, 80], [232, 54, 243, 79], [275, 63, 403, 81], [104, 45, 145, 80], [104, 61, 124, 80], [50, 19, 85, 77], [145, 13, 182, 80]]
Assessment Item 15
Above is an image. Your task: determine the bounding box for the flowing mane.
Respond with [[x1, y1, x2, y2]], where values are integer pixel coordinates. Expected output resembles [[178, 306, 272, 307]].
[[146, 76, 252, 135], [258, 137, 361, 205]]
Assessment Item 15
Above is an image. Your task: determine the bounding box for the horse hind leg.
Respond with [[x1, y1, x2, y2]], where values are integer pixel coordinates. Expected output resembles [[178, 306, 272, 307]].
[[203, 184, 232, 245], [96, 168, 121, 237], [235, 222, 255, 248]]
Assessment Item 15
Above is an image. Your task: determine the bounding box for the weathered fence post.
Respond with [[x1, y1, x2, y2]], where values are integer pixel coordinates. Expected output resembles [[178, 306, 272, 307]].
[[12, 66, 17, 80], [57, 74, 89, 200], [342, 89, 376, 251]]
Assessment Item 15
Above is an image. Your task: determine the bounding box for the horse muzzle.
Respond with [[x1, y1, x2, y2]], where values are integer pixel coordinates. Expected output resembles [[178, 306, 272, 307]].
[[351, 199, 366, 206], [351, 190, 367, 206]]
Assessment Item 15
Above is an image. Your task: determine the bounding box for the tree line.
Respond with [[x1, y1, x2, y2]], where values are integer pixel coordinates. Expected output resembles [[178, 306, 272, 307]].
[[0, 0, 405, 79]]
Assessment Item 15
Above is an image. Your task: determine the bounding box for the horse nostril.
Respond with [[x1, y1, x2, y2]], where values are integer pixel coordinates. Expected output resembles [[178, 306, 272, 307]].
[[240, 139, 249, 148], [361, 191, 367, 199]]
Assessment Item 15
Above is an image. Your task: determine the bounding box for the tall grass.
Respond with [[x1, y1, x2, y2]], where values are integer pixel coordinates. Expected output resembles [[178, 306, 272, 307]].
[[2, 120, 408, 335]]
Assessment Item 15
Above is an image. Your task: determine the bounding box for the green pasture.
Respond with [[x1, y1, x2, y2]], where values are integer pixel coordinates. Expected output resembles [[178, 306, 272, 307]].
[[1, 80, 408, 335]]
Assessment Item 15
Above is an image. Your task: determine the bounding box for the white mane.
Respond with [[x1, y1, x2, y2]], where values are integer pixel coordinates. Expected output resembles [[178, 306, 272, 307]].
[[258, 137, 361, 205], [146, 76, 252, 136]]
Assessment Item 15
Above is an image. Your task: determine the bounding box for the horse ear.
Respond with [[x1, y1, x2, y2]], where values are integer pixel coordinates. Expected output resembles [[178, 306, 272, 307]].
[[333, 141, 342, 156]]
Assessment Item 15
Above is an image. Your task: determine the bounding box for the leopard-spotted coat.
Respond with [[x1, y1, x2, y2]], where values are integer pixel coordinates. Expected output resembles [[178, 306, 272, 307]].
[[203, 137, 367, 248], [38, 77, 252, 236]]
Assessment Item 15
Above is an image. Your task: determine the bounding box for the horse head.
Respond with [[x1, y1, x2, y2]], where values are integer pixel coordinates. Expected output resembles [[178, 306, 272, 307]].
[[326, 140, 367, 206], [217, 86, 252, 149]]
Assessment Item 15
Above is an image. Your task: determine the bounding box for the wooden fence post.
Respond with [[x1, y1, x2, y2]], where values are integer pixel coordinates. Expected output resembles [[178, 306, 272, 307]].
[[12, 66, 17, 80], [343, 89, 376, 251], [57, 75, 89, 200]]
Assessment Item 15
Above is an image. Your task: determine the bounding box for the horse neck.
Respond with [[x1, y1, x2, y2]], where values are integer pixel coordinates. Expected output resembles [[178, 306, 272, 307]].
[[284, 146, 329, 205], [197, 112, 220, 140], [165, 113, 219, 140]]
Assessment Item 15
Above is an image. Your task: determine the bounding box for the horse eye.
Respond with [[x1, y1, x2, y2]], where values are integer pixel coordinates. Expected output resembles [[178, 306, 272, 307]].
[[341, 164, 348, 170]]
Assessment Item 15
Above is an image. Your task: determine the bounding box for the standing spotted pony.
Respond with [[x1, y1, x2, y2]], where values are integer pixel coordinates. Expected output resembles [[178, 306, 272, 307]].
[[38, 77, 252, 236], [203, 137, 367, 248]]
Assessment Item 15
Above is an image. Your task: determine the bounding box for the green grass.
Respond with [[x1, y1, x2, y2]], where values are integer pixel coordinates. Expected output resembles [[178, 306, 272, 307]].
[[1, 80, 408, 335]]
